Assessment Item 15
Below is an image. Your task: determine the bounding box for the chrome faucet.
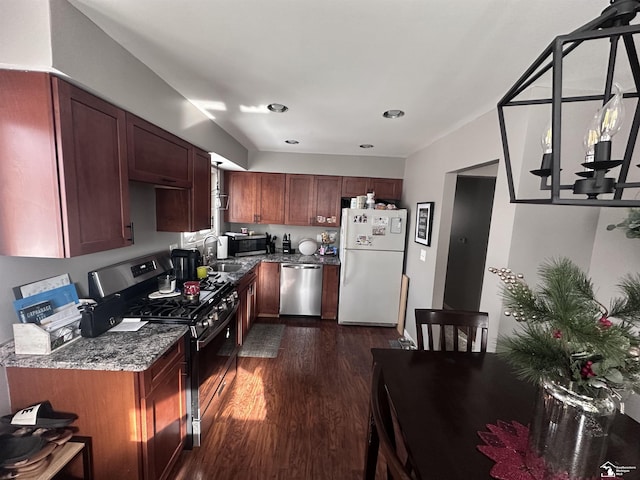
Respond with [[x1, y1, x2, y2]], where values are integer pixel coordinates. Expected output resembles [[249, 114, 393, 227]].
[[202, 233, 218, 264]]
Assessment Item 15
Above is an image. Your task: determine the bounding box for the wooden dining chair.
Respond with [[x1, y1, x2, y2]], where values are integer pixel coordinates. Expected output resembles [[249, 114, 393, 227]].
[[414, 308, 489, 352], [364, 363, 413, 480]]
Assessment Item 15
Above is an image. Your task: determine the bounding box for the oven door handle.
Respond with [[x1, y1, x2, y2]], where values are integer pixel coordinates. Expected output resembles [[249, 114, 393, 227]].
[[196, 301, 239, 351]]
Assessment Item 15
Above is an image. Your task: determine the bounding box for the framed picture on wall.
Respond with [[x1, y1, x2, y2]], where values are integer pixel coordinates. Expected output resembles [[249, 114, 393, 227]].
[[414, 202, 434, 246]]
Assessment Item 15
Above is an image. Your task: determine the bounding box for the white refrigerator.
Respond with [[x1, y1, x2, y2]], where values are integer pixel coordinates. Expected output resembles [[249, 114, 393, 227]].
[[338, 208, 407, 326]]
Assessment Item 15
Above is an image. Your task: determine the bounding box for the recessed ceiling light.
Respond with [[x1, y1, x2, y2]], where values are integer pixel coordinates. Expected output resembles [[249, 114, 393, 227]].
[[268, 103, 289, 113], [383, 109, 405, 119], [285, 139, 299, 144], [360, 144, 374, 149]]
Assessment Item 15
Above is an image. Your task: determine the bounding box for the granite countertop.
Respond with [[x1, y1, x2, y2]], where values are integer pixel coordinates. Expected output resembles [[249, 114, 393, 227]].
[[0, 323, 188, 372], [209, 253, 340, 283], [0, 254, 338, 372]]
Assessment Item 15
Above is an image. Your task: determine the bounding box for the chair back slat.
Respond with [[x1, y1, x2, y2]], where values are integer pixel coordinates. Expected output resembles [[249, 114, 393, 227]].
[[415, 309, 489, 352], [371, 364, 413, 480]]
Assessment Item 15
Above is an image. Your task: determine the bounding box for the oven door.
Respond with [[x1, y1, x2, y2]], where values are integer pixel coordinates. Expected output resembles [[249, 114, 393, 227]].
[[191, 310, 239, 447]]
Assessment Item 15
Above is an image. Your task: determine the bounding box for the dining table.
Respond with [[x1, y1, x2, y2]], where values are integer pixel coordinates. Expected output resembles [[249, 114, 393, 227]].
[[364, 349, 640, 479]]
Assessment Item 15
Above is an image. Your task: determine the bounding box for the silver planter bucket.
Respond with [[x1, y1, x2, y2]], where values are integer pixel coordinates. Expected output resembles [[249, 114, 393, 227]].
[[526, 378, 617, 480]]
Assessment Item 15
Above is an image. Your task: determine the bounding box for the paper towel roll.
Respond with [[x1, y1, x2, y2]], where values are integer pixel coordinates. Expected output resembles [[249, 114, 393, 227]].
[[217, 236, 228, 259]]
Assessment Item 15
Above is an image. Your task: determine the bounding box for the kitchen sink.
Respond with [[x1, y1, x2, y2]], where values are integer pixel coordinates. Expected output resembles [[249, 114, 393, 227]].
[[211, 263, 243, 272]]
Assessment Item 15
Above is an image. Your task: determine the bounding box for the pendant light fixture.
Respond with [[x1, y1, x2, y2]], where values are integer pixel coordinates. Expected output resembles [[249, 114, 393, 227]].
[[498, 0, 640, 206], [213, 161, 228, 210]]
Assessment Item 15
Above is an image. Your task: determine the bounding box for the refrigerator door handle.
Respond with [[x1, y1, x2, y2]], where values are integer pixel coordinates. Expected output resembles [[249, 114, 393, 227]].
[[340, 254, 347, 286]]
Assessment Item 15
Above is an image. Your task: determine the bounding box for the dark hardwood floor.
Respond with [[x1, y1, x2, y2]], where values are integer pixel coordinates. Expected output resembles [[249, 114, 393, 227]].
[[169, 317, 399, 480]]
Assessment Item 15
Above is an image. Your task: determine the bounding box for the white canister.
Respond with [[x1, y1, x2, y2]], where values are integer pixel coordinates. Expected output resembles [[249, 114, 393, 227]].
[[350, 197, 357, 208], [217, 235, 228, 259]]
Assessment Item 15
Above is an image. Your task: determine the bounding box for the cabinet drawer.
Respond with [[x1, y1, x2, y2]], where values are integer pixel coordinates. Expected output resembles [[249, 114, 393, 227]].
[[142, 339, 185, 396]]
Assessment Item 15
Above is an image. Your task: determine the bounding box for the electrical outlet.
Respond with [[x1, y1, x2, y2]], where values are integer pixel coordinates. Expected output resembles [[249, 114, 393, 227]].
[[420, 249, 426, 262], [169, 243, 178, 251]]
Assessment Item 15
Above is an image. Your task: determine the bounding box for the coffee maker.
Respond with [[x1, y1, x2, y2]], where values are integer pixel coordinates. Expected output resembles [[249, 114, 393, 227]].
[[170, 249, 202, 288]]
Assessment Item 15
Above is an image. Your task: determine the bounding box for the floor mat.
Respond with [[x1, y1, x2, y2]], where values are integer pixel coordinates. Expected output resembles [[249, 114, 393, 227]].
[[239, 324, 285, 358]]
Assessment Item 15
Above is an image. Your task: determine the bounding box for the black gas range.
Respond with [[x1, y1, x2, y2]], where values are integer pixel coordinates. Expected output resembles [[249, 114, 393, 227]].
[[88, 251, 240, 448]]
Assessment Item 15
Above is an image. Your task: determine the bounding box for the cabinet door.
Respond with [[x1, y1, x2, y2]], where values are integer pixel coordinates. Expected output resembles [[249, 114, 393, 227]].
[[257, 262, 280, 317], [156, 147, 212, 232], [257, 173, 285, 224], [369, 177, 403, 200], [53, 77, 133, 256], [142, 342, 186, 480], [313, 176, 342, 227], [284, 174, 314, 225], [341, 177, 370, 198], [127, 113, 192, 188], [321, 264, 340, 320], [225, 171, 258, 223], [0, 71, 65, 257], [238, 267, 258, 343]]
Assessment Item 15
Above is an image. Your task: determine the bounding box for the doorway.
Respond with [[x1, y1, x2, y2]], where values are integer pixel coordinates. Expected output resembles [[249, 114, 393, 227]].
[[443, 175, 496, 311]]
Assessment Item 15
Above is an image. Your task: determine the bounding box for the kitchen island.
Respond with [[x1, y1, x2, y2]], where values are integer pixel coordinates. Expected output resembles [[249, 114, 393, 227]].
[[0, 324, 188, 480]]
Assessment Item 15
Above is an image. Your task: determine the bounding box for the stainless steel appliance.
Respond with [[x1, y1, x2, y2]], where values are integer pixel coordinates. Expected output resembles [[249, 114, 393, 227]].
[[226, 233, 267, 257], [279, 263, 323, 316], [88, 251, 239, 448]]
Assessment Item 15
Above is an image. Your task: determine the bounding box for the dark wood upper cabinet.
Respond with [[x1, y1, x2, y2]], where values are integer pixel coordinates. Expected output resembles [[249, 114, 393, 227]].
[[369, 177, 403, 201], [156, 147, 212, 232], [342, 176, 403, 201], [225, 171, 285, 224], [284, 174, 314, 225], [0, 70, 132, 258], [127, 113, 192, 188], [257, 173, 286, 224], [312, 175, 342, 226], [341, 177, 370, 198]]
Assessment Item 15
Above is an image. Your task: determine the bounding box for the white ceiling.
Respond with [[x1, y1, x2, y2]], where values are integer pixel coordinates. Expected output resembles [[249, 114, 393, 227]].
[[68, 0, 606, 159]]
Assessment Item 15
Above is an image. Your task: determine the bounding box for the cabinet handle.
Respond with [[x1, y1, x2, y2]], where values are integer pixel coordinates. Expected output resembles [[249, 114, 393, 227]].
[[125, 222, 135, 243], [160, 177, 177, 183]]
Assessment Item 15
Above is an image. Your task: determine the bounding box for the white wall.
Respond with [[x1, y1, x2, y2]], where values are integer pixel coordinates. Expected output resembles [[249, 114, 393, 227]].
[[47, 0, 247, 167], [402, 110, 514, 352], [401, 102, 640, 420], [0, 0, 52, 70], [249, 151, 405, 178]]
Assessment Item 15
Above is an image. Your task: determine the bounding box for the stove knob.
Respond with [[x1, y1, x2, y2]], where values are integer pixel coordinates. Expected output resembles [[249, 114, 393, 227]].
[[217, 301, 227, 314]]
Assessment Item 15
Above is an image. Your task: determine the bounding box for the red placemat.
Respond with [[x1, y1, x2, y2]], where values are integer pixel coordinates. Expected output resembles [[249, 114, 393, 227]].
[[476, 420, 622, 480]]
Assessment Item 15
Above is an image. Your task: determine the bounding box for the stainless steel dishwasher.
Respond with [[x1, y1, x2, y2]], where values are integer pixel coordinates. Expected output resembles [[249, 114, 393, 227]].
[[279, 263, 323, 316]]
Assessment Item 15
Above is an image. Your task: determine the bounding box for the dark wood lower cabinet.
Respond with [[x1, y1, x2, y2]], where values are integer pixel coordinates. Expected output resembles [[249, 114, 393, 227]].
[[257, 262, 280, 317], [238, 266, 258, 344], [6, 339, 186, 480], [321, 264, 340, 320]]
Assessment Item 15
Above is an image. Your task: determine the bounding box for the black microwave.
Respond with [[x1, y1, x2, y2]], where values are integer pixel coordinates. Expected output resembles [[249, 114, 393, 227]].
[[228, 235, 267, 257]]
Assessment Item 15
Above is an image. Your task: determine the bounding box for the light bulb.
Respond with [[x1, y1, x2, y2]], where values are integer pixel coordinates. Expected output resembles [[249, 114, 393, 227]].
[[583, 112, 600, 163], [540, 122, 552, 154], [597, 83, 625, 142]]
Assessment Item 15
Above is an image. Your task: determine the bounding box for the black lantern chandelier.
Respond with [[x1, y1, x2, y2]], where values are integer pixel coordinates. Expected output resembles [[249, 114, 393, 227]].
[[498, 0, 640, 206]]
